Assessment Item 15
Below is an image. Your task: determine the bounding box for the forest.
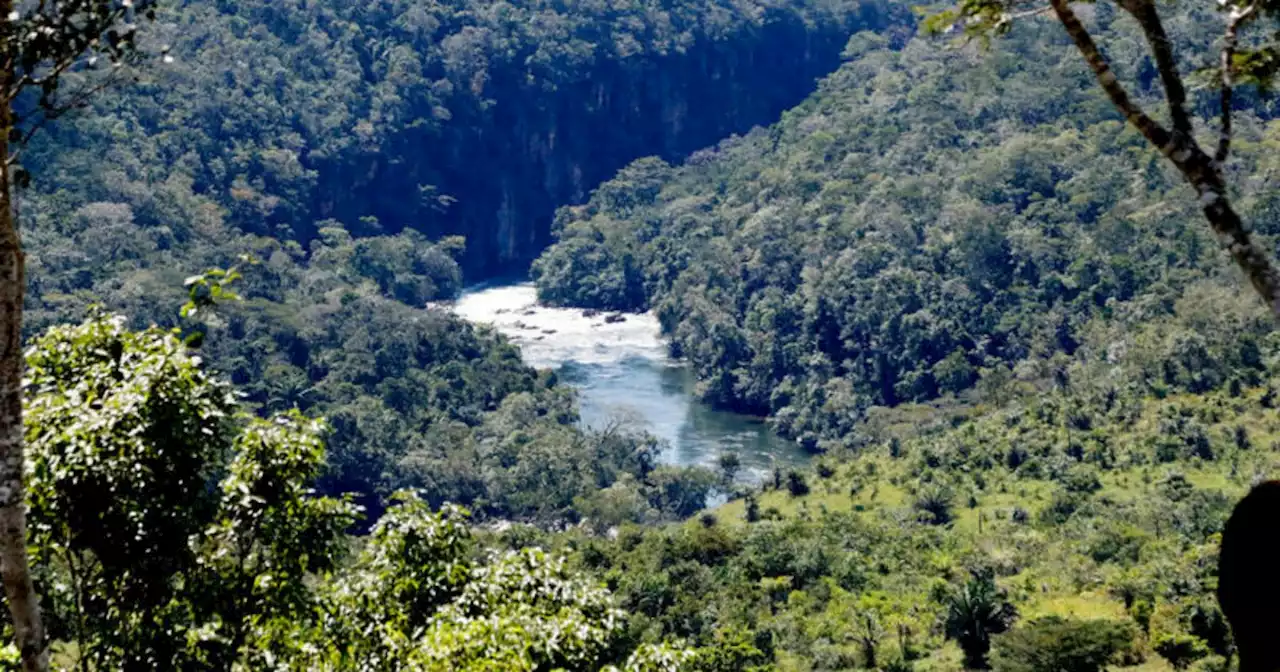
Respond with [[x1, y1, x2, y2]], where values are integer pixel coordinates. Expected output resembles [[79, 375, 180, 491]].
[[0, 0, 1276, 667], [531, 13, 1280, 449], [23, 0, 907, 277], [526, 0, 1280, 669]]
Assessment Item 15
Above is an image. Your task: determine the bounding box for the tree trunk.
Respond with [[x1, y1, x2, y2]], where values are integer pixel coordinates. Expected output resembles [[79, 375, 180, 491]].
[[1180, 156, 1280, 317], [0, 60, 46, 669], [1049, 0, 1280, 318]]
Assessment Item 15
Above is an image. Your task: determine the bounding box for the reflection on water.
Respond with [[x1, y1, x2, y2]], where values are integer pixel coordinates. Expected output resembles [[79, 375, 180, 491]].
[[453, 283, 809, 481]]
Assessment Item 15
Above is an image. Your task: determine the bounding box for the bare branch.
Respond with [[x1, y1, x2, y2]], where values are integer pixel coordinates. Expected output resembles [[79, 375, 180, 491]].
[[1004, 5, 1052, 22], [1117, 0, 1194, 139], [6, 50, 79, 104], [1216, 2, 1259, 166], [1050, 0, 1280, 317], [1047, 0, 1174, 152], [8, 71, 130, 166]]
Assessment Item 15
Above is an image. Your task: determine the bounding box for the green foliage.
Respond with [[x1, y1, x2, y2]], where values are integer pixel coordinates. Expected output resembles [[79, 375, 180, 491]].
[[539, 371, 1278, 670], [945, 570, 1019, 669], [180, 262, 247, 320], [23, 314, 686, 669], [190, 412, 361, 669], [1155, 632, 1212, 670], [717, 451, 742, 485], [992, 617, 1137, 672], [12, 0, 861, 525], [24, 314, 357, 668], [28, 214, 712, 529], [23, 0, 904, 283], [318, 493, 632, 670], [913, 484, 956, 526], [532, 13, 1279, 451], [786, 470, 811, 497], [516, 18, 1280, 654], [20, 0, 1280, 670]]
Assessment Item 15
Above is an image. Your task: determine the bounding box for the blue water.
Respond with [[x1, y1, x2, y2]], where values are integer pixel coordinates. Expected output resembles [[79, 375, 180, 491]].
[[454, 283, 808, 481]]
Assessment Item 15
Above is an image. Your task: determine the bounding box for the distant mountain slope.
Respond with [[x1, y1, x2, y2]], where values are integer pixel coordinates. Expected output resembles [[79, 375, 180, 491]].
[[533, 12, 1280, 449], [23, 0, 909, 277], [16, 0, 915, 519]]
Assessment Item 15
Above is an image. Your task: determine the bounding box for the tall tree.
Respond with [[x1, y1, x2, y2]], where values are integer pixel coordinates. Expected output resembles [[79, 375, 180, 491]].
[[944, 570, 1019, 669], [0, 2, 157, 668], [927, 0, 1280, 318]]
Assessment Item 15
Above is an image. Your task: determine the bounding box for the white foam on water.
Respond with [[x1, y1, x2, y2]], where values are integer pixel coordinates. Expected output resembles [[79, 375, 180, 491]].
[[451, 281, 810, 480], [452, 283, 668, 370]]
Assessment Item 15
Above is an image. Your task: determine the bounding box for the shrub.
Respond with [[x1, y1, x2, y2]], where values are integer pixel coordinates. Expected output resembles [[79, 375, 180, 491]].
[[744, 494, 761, 523], [1062, 465, 1102, 494], [1154, 632, 1210, 670], [944, 569, 1018, 669], [913, 485, 955, 525], [1039, 489, 1085, 525], [1234, 425, 1250, 450], [786, 470, 811, 497], [992, 617, 1137, 672]]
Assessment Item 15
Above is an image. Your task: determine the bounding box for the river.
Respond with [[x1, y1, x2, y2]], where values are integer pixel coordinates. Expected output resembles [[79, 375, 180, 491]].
[[453, 283, 809, 482]]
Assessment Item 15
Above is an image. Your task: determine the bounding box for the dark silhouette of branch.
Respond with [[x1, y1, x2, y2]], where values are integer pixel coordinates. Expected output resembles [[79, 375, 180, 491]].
[[1117, 0, 1194, 139], [1217, 2, 1258, 165], [1049, 0, 1280, 317]]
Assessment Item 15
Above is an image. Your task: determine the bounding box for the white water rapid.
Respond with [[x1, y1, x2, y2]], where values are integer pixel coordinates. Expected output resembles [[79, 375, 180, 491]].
[[453, 283, 808, 480]]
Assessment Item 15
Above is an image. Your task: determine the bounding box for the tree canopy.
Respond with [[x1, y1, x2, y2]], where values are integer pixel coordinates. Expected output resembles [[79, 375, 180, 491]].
[[21, 312, 701, 669]]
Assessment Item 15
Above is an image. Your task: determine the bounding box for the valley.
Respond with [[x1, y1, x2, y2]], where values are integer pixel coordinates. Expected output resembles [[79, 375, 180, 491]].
[[1, 0, 1278, 668], [454, 282, 810, 481]]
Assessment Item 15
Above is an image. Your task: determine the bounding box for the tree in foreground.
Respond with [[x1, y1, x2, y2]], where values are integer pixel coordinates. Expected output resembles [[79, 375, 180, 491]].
[[24, 314, 358, 668], [928, 0, 1280, 317], [22, 312, 695, 670], [0, 1, 161, 667], [944, 570, 1019, 669]]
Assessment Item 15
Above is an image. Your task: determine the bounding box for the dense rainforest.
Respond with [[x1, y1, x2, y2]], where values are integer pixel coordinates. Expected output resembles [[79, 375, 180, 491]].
[[532, 10, 1280, 449], [17, 0, 913, 520], [24, 0, 907, 277], [3, 0, 1279, 666]]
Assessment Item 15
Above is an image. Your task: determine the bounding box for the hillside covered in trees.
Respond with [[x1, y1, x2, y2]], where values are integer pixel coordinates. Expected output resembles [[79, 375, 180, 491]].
[[534, 376, 1277, 671], [4, 0, 1280, 666], [533, 10, 1280, 450], [14, 0, 918, 523], [513, 4, 1280, 668], [23, 0, 908, 278]]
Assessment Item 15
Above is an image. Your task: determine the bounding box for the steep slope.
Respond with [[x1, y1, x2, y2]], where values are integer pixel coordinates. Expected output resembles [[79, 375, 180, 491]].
[[533, 11, 1280, 448], [23, 0, 909, 277], [16, 0, 917, 519]]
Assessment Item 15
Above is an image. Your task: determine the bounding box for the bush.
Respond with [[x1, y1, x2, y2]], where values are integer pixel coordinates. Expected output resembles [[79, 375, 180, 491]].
[[913, 485, 955, 525], [1039, 489, 1085, 525], [1154, 632, 1210, 670], [992, 617, 1137, 672], [1062, 465, 1102, 494], [944, 569, 1018, 669], [1234, 425, 1250, 450], [744, 494, 761, 523], [786, 470, 811, 497]]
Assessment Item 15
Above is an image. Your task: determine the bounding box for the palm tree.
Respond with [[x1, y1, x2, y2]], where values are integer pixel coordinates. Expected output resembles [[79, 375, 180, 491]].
[[944, 569, 1018, 669]]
